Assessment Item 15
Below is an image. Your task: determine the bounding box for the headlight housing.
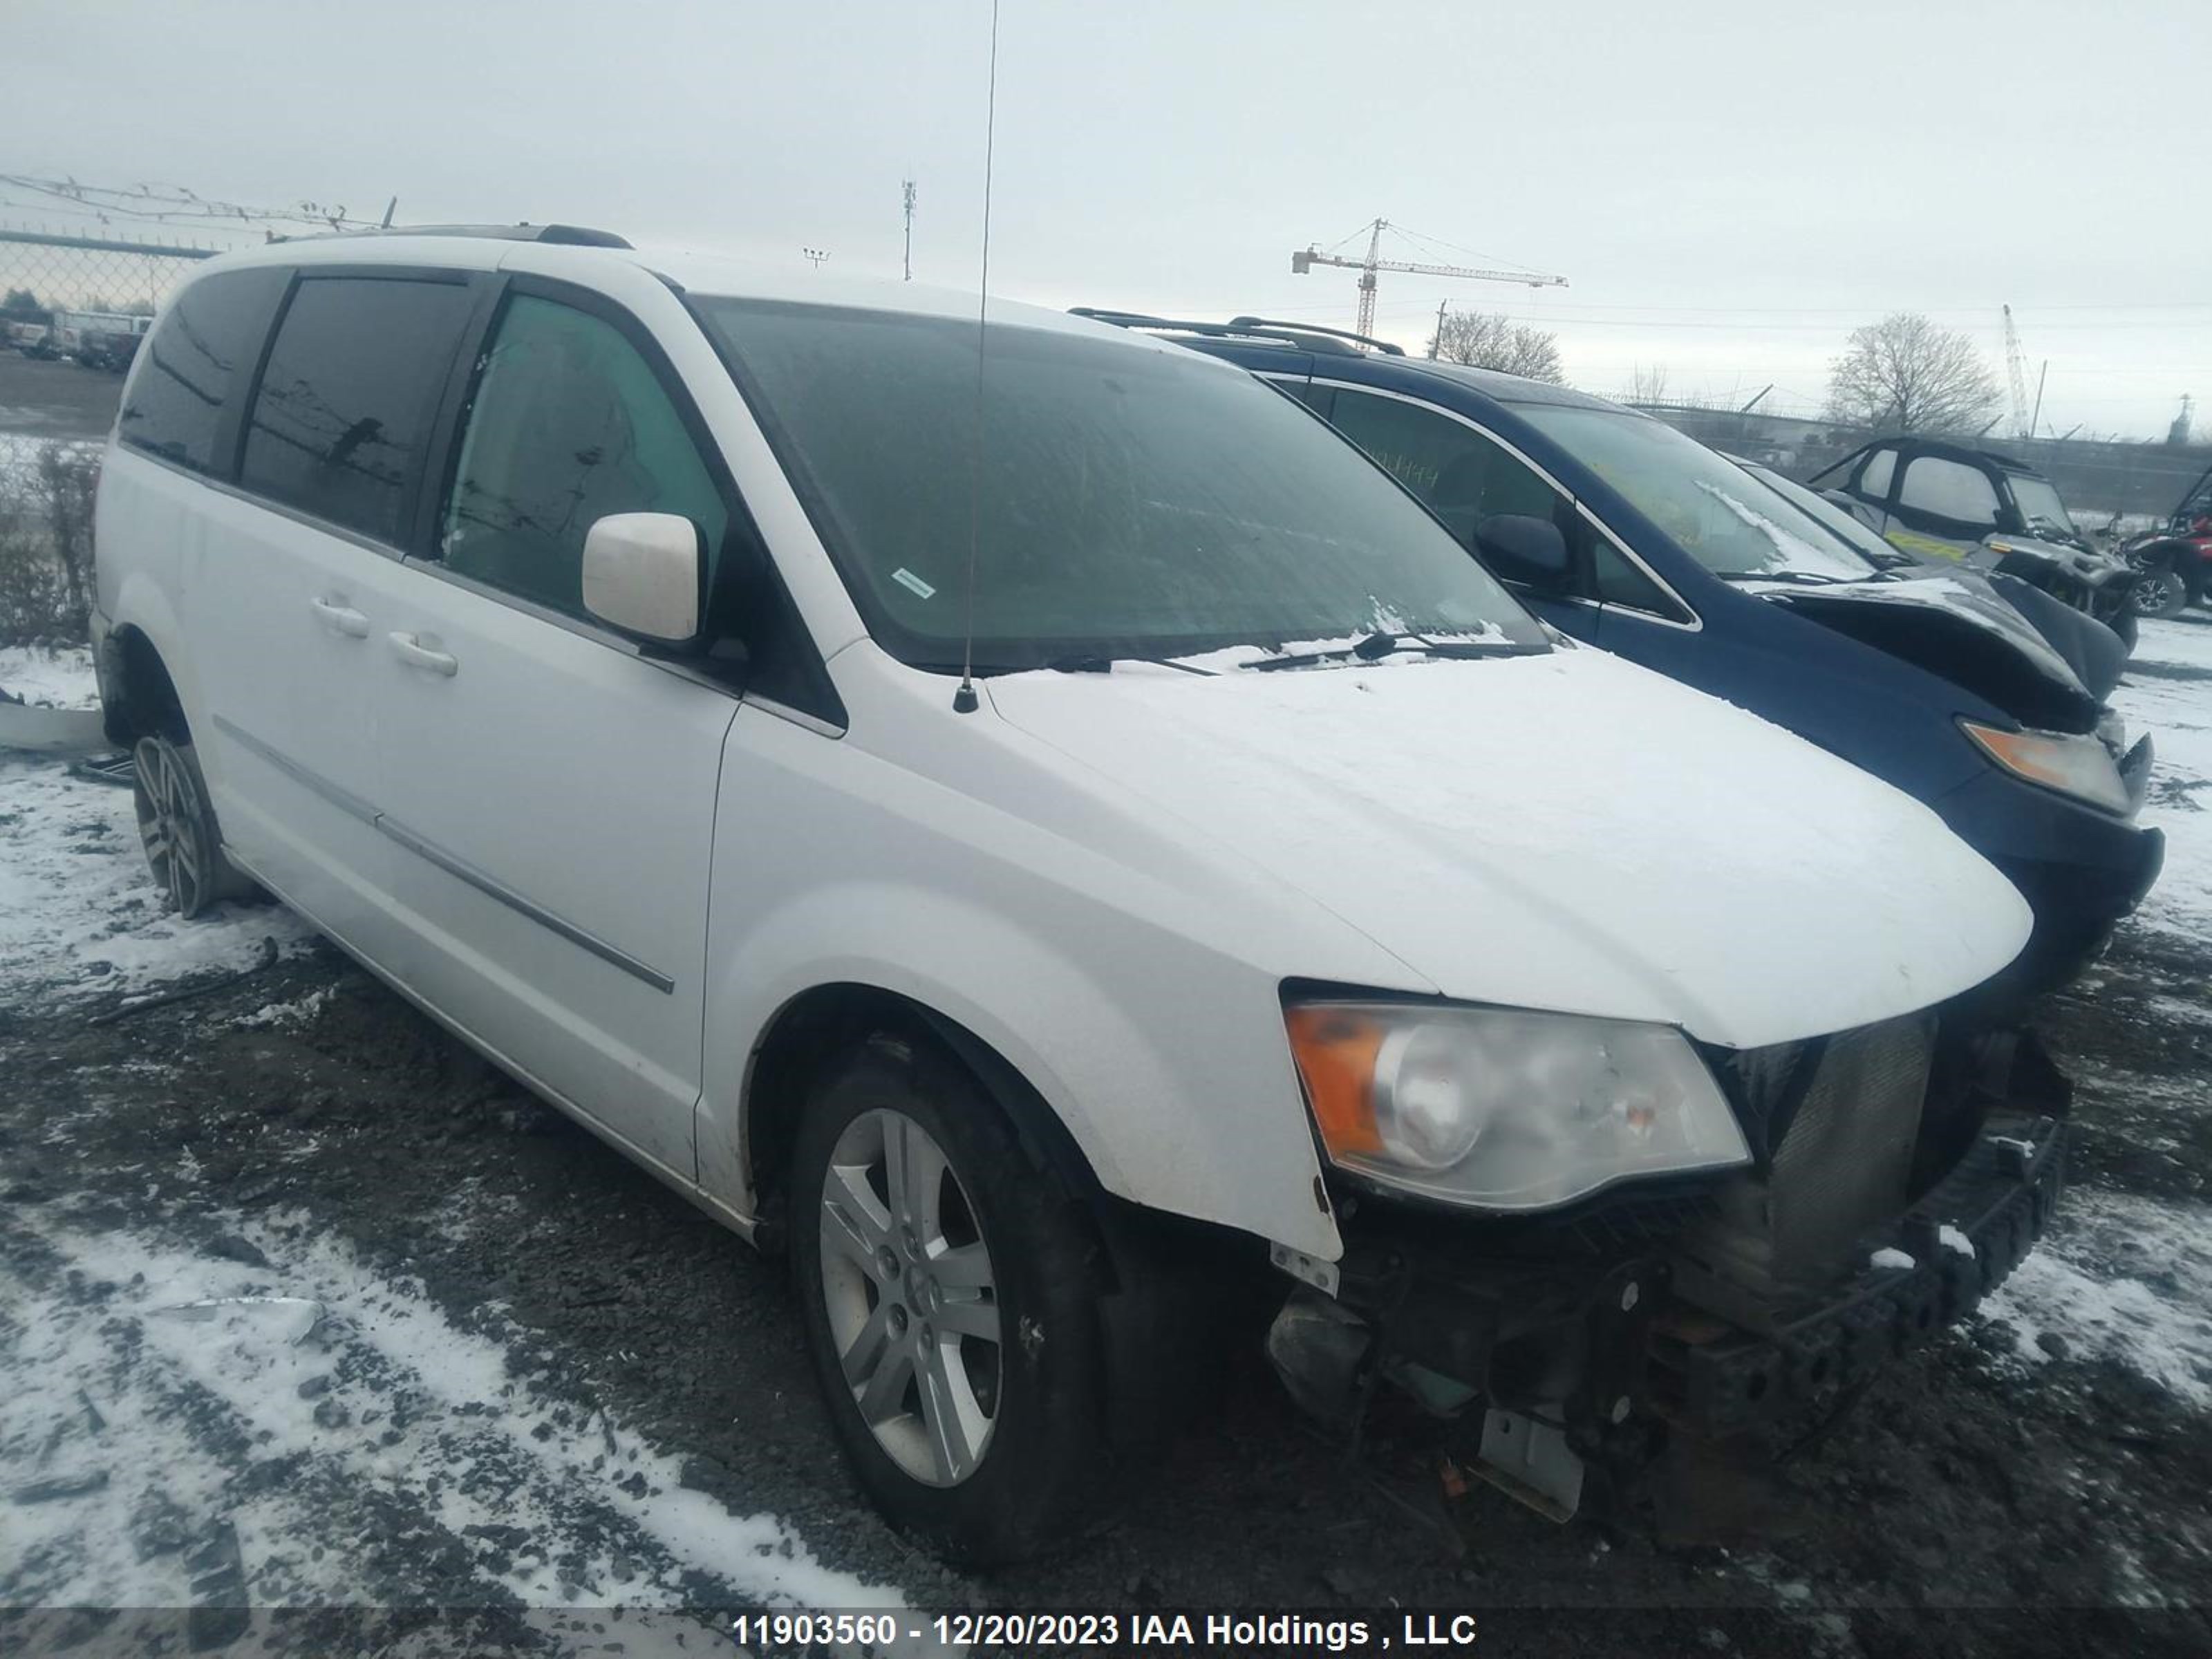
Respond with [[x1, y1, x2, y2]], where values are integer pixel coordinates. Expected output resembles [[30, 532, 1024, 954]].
[[1960, 719, 2132, 815], [1284, 1000, 1750, 1212]]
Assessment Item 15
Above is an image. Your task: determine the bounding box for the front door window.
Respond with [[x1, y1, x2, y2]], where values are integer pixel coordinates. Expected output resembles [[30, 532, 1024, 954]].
[[440, 295, 728, 619]]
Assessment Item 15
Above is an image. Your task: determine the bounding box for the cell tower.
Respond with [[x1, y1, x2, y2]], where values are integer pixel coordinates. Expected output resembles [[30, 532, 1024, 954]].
[[902, 178, 917, 281]]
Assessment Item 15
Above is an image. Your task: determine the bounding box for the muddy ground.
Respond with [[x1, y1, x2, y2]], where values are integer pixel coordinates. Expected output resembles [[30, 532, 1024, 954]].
[[4, 623, 2211, 1658]]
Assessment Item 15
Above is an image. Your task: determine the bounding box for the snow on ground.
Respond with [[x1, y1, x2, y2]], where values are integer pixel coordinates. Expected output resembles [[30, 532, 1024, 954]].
[[0, 643, 97, 709], [0, 756, 313, 1006], [1981, 1189, 2212, 1407], [2111, 615, 2212, 938], [1, 644, 316, 1004], [0, 1204, 910, 1629]]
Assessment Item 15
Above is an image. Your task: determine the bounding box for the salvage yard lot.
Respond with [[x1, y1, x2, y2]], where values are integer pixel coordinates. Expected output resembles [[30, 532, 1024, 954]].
[[3, 620, 2211, 1656]]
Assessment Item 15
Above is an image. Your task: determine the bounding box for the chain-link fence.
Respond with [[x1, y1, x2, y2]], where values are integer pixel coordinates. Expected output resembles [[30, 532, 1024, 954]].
[[0, 227, 220, 327]]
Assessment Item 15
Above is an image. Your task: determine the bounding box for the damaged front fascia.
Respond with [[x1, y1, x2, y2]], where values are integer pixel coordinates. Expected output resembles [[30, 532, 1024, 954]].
[[1759, 579, 2104, 734]]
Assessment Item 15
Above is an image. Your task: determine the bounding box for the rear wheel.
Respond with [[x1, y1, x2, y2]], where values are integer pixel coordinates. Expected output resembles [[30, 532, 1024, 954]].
[[789, 1034, 1112, 1566], [131, 734, 252, 919]]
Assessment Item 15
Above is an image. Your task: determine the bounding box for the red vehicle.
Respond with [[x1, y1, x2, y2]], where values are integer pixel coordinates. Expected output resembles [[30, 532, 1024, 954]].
[[2118, 460, 2212, 617]]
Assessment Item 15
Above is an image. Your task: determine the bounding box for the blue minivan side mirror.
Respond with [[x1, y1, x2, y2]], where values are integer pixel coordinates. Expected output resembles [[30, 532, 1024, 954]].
[[1474, 514, 1571, 589]]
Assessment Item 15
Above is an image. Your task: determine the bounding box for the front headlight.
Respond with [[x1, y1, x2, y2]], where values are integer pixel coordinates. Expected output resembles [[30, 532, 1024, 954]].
[[1960, 719, 2132, 815], [1283, 1000, 1750, 1212]]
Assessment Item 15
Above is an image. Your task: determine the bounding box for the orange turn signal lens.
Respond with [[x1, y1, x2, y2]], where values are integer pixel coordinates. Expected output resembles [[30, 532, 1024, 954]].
[[1284, 1004, 1385, 1156]]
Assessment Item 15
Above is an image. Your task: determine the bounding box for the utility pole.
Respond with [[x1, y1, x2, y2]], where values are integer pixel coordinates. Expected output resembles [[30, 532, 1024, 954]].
[[901, 178, 916, 281], [802, 247, 830, 269], [1430, 299, 1445, 359]]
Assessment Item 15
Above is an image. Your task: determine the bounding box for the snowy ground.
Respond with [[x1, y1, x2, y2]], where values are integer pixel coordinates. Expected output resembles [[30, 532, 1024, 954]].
[[3, 618, 2211, 1656], [0, 644, 100, 710]]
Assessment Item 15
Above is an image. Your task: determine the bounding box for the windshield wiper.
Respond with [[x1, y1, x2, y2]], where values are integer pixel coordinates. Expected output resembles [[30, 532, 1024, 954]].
[[1045, 652, 1216, 676], [1712, 569, 1852, 586], [1241, 630, 1526, 670]]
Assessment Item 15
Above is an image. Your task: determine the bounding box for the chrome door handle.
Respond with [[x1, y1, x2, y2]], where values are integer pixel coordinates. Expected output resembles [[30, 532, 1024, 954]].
[[310, 596, 370, 638], [387, 632, 459, 677]]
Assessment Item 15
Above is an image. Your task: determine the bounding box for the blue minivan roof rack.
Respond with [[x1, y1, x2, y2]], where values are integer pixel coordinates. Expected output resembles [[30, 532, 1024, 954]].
[[1069, 308, 1405, 358]]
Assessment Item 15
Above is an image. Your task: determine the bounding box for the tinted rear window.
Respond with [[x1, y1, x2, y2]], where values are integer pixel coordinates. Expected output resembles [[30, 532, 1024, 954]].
[[240, 276, 474, 544], [117, 268, 286, 474]]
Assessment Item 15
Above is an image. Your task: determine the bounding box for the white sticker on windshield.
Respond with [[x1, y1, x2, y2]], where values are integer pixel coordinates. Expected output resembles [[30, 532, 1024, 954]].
[[892, 568, 938, 599]]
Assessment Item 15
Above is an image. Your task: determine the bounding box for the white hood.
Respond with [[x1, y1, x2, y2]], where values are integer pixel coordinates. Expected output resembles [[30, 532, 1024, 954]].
[[987, 646, 2030, 1052]]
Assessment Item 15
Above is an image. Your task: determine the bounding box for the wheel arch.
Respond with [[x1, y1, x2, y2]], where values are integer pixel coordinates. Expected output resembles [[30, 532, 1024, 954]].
[[100, 619, 189, 747], [739, 980, 1111, 1259]]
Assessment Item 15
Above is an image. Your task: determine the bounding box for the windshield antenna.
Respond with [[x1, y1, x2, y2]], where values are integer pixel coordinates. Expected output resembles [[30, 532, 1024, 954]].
[[953, 0, 1000, 715]]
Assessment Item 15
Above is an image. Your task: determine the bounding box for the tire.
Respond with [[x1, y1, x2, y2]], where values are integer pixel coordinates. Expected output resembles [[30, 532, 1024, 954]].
[[131, 733, 254, 919], [789, 1032, 1112, 1566], [2130, 563, 2190, 620]]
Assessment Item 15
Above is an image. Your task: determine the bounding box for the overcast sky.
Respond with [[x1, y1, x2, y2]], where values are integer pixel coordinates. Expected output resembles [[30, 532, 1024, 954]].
[[7, 0, 2207, 438]]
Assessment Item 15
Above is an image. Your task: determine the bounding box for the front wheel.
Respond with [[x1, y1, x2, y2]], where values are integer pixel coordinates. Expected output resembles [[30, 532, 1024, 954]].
[[789, 1035, 1112, 1566], [2130, 562, 2190, 620]]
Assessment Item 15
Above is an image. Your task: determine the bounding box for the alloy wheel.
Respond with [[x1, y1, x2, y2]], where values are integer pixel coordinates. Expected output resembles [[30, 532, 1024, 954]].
[[133, 737, 209, 917], [817, 1107, 1002, 1486], [2133, 572, 2180, 616]]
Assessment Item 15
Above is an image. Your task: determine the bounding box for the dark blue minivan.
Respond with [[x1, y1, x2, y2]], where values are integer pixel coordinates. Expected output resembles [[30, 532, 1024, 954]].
[[1083, 313, 2162, 997]]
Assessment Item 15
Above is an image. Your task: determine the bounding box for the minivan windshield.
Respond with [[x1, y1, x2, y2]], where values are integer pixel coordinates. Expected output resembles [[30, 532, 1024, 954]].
[[1509, 404, 1873, 583], [695, 300, 1546, 669]]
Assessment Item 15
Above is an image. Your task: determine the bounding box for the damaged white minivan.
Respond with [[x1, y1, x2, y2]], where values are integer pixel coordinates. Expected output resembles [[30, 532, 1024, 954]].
[[93, 226, 2067, 1564]]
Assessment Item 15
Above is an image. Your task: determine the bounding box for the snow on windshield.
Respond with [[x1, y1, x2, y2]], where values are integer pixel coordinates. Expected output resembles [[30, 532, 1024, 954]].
[[1694, 477, 1868, 579], [1514, 405, 1868, 581]]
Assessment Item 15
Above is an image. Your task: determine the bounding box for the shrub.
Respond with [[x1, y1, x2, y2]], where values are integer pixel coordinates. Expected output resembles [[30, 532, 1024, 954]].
[[0, 441, 100, 646]]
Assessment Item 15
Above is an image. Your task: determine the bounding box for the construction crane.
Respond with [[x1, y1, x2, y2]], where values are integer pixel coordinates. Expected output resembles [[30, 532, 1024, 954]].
[[1291, 218, 1566, 342], [2002, 304, 2033, 439]]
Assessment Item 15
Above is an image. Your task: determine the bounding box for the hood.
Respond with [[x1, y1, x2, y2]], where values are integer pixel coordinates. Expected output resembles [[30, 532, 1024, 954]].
[[987, 648, 2030, 1053], [1745, 568, 2105, 732]]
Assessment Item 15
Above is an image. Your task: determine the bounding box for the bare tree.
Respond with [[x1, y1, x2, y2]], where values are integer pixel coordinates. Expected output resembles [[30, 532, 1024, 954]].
[[1429, 308, 1563, 383], [1623, 363, 1669, 405], [1826, 312, 2000, 433]]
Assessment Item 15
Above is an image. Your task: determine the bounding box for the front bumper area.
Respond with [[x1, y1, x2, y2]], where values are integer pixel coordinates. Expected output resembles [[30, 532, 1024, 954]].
[[1266, 1077, 2069, 1518], [1647, 1112, 2064, 1436]]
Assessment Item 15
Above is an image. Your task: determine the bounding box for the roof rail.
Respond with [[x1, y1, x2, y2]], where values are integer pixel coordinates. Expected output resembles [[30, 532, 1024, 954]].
[[1068, 308, 1404, 357], [1226, 315, 1405, 357], [279, 223, 632, 249]]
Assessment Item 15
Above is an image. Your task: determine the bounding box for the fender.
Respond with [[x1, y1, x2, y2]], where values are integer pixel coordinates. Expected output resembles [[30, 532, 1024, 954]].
[[697, 878, 1344, 1263]]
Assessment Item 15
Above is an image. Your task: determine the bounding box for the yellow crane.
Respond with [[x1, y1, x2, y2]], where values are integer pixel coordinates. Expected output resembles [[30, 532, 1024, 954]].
[[1291, 218, 1567, 343]]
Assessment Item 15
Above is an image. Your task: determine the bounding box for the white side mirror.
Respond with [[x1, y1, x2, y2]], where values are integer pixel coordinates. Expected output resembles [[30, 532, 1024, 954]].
[[581, 513, 702, 644]]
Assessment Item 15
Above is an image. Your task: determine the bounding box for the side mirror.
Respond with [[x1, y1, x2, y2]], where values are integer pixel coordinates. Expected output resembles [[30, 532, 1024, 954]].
[[1474, 513, 1570, 589], [582, 512, 703, 644]]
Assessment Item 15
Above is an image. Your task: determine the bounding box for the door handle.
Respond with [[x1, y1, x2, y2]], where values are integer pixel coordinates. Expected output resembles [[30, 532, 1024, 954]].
[[310, 596, 370, 638], [387, 632, 459, 677]]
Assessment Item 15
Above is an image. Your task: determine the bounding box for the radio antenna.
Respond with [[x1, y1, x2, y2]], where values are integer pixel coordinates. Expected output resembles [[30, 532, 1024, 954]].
[[952, 0, 1000, 715]]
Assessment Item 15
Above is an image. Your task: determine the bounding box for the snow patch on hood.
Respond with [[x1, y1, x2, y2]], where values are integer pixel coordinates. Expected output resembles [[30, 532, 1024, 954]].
[[990, 648, 2028, 1050]]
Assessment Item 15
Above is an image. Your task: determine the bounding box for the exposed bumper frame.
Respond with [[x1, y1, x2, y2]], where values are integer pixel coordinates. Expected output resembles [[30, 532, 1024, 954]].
[[1647, 1112, 2065, 1436]]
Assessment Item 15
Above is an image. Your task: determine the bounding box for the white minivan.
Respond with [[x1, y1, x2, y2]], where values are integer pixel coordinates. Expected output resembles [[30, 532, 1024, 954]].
[[93, 225, 2065, 1562]]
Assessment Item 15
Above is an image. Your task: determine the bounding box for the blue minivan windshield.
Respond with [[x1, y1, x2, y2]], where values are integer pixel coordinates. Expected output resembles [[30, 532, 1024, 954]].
[[696, 299, 1548, 669], [1512, 405, 1873, 583]]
